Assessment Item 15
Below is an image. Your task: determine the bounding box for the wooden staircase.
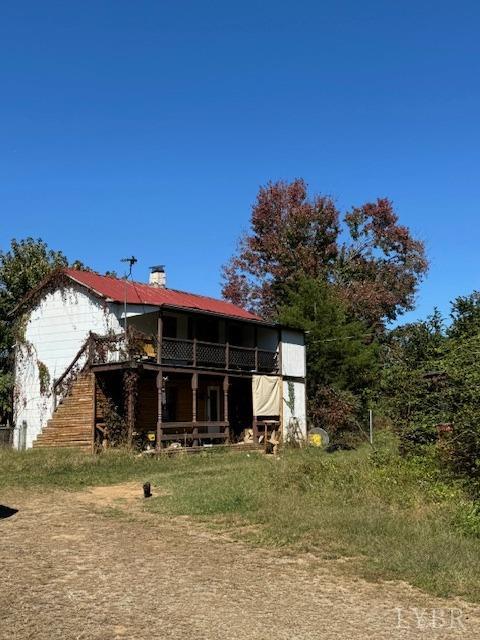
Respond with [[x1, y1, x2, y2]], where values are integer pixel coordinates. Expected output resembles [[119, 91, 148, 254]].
[[33, 372, 94, 450]]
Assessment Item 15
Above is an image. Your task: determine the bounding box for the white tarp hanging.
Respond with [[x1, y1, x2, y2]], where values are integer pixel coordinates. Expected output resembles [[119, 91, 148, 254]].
[[252, 375, 281, 416]]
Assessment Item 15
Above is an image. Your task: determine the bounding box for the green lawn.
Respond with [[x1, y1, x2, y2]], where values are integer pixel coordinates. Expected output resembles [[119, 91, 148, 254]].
[[2, 435, 480, 601]]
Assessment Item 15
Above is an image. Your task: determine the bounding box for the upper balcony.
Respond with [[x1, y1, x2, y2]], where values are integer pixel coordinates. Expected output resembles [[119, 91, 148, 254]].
[[87, 308, 281, 374], [88, 332, 279, 374]]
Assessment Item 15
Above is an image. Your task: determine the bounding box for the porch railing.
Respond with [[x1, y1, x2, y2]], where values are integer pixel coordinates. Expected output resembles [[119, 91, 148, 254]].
[[53, 332, 128, 408], [161, 337, 278, 373]]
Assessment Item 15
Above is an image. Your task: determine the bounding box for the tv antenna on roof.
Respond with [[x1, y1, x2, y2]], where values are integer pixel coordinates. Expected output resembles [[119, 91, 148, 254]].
[[120, 256, 137, 334]]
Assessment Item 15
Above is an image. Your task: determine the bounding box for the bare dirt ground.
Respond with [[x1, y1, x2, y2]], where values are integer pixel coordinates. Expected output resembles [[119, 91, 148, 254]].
[[1, 483, 479, 640]]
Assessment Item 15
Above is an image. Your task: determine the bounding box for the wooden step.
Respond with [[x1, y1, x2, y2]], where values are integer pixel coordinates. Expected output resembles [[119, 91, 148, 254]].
[[36, 425, 92, 435], [34, 442, 91, 449], [36, 433, 91, 441], [32, 372, 94, 450], [35, 432, 91, 440], [36, 427, 91, 436], [36, 440, 91, 445], [41, 419, 92, 428], [36, 432, 91, 438], [48, 420, 91, 426], [35, 440, 92, 444]]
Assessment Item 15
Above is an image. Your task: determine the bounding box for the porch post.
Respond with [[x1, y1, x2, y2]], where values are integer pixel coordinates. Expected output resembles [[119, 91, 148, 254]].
[[192, 373, 198, 446], [225, 320, 230, 369], [192, 316, 197, 367], [252, 417, 259, 444], [156, 312, 163, 364], [123, 369, 139, 447], [156, 371, 163, 451], [223, 375, 230, 443], [277, 328, 282, 374]]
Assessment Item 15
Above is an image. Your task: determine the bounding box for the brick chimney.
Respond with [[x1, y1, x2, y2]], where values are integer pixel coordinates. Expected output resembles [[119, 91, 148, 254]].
[[149, 265, 166, 288]]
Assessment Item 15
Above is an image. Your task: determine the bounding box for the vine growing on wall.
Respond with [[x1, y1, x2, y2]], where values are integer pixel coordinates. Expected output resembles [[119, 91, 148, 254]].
[[103, 398, 128, 447], [283, 381, 304, 447], [96, 375, 128, 447], [0, 237, 91, 423], [37, 360, 50, 395], [285, 381, 296, 416], [13, 313, 29, 345], [123, 369, 139, 443]]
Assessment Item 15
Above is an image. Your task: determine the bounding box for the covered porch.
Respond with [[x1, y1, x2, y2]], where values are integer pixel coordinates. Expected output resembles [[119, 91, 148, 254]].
[[92, 362, 280, 450]]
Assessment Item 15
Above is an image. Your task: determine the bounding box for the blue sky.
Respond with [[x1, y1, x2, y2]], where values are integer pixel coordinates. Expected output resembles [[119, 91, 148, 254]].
[[1, 1, 479, 324]]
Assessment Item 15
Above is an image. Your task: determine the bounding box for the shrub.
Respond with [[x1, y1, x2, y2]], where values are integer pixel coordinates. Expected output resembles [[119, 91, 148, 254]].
[[310, 386, 363, 450]]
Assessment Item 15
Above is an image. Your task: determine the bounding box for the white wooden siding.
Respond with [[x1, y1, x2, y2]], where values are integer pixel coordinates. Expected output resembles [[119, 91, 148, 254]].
[[281, 329, 306, 378], [14, 286, 122, 449], [282, 380, 307, 438]]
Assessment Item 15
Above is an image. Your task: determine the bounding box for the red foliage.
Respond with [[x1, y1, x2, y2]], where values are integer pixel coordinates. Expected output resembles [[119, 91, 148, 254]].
[[222, 181, 428, 325], [339, 198, 428, 324], [309, 386, 362, 448], [222, 179, 339, 315]]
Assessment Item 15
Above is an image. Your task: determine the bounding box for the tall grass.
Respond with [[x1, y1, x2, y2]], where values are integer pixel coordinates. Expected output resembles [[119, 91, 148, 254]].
[[0, 447, 163, 489], [147, 436, 480, 600], [2, 436, 480, 600]]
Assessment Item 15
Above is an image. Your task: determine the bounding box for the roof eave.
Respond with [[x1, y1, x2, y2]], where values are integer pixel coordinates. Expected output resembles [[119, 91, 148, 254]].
[[64, 272, 108, 301]]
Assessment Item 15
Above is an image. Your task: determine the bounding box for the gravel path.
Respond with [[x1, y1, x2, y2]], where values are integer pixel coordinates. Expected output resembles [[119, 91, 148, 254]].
[[1, 484, 478, 640]]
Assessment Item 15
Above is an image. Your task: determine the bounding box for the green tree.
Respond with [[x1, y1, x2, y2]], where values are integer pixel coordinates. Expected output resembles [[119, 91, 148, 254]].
[[441, 336, 480, 483], [448, 291, 480, 340], [0, 238, 69, 422], [222, 179, 428, 446], [382, 297, 480, 489], [380, 310, 448, 453], [277, 276, 379, 447], [440, 294, 480, 485]]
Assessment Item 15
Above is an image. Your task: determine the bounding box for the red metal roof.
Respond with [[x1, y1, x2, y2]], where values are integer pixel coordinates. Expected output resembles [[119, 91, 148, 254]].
[[64, 269, 263, 322]]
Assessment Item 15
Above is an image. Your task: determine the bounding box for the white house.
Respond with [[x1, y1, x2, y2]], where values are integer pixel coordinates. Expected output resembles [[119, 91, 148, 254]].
[[14, 266, 306, 451]]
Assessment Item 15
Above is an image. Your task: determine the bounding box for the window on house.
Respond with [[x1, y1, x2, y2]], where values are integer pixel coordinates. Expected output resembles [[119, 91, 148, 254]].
[[195, 317, 219, 343], [227, 323, 243, 346], [163, 316, 177, 338]]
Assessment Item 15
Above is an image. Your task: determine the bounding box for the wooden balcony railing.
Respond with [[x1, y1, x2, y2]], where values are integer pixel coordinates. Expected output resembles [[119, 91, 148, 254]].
[[161, 337, 278, 373], [83, 332, 279, 374]]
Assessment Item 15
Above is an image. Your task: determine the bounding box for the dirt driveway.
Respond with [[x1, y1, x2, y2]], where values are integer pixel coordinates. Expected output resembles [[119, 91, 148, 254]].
[[1, 484, 479, 640]]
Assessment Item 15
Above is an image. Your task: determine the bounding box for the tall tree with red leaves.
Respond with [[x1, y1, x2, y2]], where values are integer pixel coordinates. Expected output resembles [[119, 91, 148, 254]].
[[338, 198, 428, 325], [222, 179, 339, 316], [222, 179, 427, 327]]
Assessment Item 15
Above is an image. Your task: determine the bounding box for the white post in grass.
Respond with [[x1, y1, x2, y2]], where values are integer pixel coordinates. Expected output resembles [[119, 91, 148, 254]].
[[369, 409, 373, 445]]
